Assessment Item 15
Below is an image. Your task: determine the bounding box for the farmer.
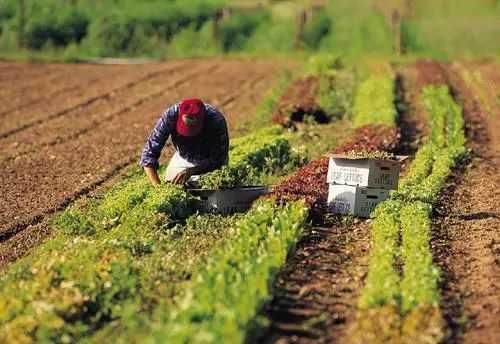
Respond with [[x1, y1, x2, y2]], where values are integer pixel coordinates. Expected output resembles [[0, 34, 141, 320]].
[[140, 98, 229, 186]]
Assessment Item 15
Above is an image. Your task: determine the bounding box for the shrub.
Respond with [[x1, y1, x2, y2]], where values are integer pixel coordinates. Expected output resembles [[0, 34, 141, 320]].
[[218, 11, 270, 52], [24, 7, 89, 49], [302, 12, 331, 50], [83, 0, 221, 56]]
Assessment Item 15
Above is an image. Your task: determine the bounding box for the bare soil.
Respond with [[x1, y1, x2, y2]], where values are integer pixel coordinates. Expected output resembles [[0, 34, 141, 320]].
[[273, 76, 328, 126], [0, 58, 292, 268], [432, 64, 500, 344], [256, 221, 371, 343]]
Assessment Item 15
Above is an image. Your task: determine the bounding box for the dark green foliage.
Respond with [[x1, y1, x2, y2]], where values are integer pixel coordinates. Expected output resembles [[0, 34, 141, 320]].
[[24, 7, 89, 49], [302, 12, 331, 50], [401, 20, 425, 53], [0, 0, 222, 56], [86, 1, 221, 56], [0, 1, 14, 23], [218, 11, 270, 52]]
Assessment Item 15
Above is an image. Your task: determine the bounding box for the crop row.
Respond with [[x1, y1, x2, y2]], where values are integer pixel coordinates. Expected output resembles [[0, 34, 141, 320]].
[[0, 68, 396, 343], [125, 62, 365, 341], [198, 126, 305, 189], [87, 59, 356, 342], [0, 126, 304, 342], [352, 76, 397, 127], [149, 199, 308, 343], [351, 85, 466, 343]]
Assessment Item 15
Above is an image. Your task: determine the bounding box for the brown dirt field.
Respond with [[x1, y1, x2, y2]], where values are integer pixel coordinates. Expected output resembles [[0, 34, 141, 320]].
[[466, 61, 500, 95], [0, 63, 202, 161], [431, 64, 500, 344], [0, 62, 184, 137], [0, 64, 148, 117], [0, 58, 292, 268], [0, 62, 68, 83]]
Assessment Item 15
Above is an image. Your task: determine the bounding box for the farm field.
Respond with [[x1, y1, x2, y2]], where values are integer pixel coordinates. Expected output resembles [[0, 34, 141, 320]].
[[0, 57, 498, 343], [0, 58, 293, 267], [0, 0, 500, 338]]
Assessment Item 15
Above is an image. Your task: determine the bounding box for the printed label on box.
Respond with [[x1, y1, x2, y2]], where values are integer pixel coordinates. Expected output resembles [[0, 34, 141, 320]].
[[327, 156, 400, 190]]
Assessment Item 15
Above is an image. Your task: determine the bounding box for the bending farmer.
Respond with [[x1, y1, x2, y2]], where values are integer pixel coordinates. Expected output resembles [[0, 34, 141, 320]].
[[140, 98, 229, 186]]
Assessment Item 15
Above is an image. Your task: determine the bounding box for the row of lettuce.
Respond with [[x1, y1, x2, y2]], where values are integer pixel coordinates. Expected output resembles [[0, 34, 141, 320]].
[[0, 123, 308, 342], [0, 56, 320, 342], [0, 60, 398, 342], [351, 85, 466, 342]]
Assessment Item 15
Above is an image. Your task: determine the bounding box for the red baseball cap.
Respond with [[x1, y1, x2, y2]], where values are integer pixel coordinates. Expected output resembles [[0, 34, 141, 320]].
[[177, 98, 207, 137]]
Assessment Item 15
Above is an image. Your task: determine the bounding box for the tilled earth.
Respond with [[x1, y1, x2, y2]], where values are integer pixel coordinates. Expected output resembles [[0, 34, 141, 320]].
[[272, 76, 327, 126], [0, 58, 291, 267], [433, 63, 500, 344]]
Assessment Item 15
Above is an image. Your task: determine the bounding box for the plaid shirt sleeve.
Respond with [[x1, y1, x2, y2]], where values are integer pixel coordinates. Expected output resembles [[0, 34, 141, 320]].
[[191, 108, 229, 175], [139, 104, 177, 168]]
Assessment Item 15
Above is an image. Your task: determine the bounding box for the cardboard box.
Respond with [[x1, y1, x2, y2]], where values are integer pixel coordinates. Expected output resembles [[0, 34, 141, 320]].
[[187, 186, 268, 215], [327, 184, 390, 218], [327, 154, 404, 190]]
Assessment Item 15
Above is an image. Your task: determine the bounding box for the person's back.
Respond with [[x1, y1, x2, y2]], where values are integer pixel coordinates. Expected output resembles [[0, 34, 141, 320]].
[[140, 99, 229, 185]]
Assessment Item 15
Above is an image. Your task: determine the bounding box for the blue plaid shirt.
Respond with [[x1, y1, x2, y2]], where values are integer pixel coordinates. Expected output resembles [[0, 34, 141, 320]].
[[140, 103, 229, 174]]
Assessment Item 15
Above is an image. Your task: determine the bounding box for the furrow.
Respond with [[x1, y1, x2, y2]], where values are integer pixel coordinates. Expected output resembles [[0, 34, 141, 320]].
[[0, 63, 219, 162], [0, 62, 186, 138]]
